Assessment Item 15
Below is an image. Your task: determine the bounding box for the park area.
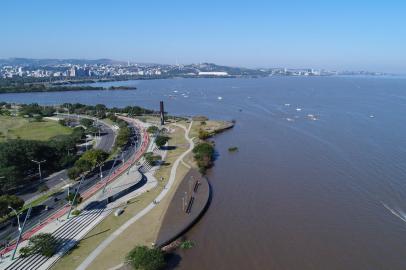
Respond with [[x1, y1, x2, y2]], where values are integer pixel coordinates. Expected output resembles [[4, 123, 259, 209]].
[[0, 116, 72, 142]]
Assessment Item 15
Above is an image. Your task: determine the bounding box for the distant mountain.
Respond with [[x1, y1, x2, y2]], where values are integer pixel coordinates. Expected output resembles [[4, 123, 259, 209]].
[[0, 58, 126, 66], [177, 63, 266, 76]]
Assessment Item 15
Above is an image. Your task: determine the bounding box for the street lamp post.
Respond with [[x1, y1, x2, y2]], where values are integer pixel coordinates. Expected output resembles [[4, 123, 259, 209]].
[[67, 175, 85, 219], [11, 207, 32, 260], [96, 162, 104, 180], [31, 159, 46, 182], [8, 206, 21, 232]]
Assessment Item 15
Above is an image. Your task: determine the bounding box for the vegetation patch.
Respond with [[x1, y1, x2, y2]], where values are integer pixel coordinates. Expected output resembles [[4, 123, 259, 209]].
[[179, 240, 195, 250], [67, 149, 108, 179], [155, 135, 170, 149], [144, 152, 162, 166], [192, 142, 215, 174], [228, 146, 239, 152], [19, 233, 58, 258], [126, 245, 166, 270]]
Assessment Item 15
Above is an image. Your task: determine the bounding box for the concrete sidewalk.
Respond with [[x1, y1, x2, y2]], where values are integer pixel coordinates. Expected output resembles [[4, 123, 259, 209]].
[[0, 117, 150, 269], [76, 121, 193, 270]]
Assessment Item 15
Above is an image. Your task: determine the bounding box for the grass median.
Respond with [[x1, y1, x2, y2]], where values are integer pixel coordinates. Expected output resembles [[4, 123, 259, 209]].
[[52, 123, 192, 270]]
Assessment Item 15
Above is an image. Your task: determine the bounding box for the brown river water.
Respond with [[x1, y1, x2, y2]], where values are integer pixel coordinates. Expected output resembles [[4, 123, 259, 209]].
[[2, 77, 406, 269]]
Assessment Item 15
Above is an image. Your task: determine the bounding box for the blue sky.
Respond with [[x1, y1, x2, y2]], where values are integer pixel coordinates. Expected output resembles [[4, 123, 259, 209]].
[[1, 1, 405, 72]]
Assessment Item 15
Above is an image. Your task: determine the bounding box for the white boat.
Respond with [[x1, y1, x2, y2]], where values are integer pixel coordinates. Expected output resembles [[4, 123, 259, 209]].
[[296, 108, 302, 111], [217, 96, 223, 100]]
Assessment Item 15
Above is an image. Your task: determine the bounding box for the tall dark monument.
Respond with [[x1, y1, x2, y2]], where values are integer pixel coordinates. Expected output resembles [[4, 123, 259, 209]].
[[160, 101, 165, 126]]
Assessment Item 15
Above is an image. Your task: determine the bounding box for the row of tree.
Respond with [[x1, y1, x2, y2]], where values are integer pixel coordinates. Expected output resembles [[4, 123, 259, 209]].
[[60, 103, 155, 119], [67, 149, 109, 179], [0, 127, 85, 194]]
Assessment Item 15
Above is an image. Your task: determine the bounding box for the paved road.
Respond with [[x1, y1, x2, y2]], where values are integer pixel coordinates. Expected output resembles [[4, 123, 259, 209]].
[[59, 114, 116, 153], [0, 120, 139, 247], [76, 121, 194, 270]]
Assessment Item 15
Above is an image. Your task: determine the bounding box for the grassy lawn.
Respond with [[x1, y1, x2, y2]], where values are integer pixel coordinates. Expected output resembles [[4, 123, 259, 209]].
[[52, 123, 191, 270], [0, 116, 72, 142]]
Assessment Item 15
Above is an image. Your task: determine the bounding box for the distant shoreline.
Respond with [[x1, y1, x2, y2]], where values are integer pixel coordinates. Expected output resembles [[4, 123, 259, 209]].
[[0, 85, 136, 94]]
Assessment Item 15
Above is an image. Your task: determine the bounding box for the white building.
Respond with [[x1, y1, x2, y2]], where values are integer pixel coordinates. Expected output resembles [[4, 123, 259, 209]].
[[198, 71, 228, 76]]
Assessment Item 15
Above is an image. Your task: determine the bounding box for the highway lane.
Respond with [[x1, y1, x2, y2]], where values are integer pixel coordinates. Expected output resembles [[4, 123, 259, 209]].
[[0, 122, 140, 247], [14, 115, 116, 204]]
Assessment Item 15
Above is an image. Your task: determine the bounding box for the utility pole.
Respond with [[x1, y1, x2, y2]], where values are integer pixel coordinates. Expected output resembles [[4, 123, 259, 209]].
[[31, 159, 46, 182], [67, 175, 85, 219], [96, 162, 104, 180], [11, 207, 32, 260], [102, 155, 119, 194]]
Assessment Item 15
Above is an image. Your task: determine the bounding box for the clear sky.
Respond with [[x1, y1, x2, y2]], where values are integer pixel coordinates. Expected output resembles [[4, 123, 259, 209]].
[[1, 1, 405, 72]]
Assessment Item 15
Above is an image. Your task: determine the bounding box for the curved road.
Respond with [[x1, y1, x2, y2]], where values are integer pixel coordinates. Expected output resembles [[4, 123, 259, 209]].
[[76, 121, 194, 270], [0, 118, 138, 250]]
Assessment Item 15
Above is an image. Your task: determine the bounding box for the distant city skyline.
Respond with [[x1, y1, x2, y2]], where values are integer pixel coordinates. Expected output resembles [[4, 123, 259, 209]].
[[1, 1, 405, 73]]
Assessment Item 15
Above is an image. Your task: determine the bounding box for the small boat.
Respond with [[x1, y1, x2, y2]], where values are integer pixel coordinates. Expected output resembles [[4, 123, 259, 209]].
[[217, 96, 223, 100], [285, 103, 290, 106], [296, 108, 302, 111], [369, 114, 375, 118]]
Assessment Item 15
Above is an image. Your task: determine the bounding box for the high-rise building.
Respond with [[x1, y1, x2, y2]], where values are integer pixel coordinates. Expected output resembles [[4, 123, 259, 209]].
[[69, 67, 76, 77]]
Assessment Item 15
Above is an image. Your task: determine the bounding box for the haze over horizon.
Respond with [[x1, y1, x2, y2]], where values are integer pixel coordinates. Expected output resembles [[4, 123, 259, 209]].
[[1, 0, 405, 73]]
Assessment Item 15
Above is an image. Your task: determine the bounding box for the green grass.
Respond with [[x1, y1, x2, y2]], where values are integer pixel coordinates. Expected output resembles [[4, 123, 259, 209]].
[[0, 116, 72, 142]]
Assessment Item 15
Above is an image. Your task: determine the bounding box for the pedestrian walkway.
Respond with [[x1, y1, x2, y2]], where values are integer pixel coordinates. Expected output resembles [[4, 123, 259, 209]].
[[76, 121, 193, 270], [0, 117, 150, 270]]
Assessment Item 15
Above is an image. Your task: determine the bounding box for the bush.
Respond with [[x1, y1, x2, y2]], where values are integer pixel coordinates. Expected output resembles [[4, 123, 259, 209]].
[[144, 152, 162, 166], [180, 240, 194, 250], [147, 126, 159, 134], [19, 233, 58, 258], [155, 135, 170, 148], [126, 246, 165, 270], [192, 142, 215, 174], [198, 129, 211, 140], [228, 146, 239, 152], [71, 209, 81, 216]]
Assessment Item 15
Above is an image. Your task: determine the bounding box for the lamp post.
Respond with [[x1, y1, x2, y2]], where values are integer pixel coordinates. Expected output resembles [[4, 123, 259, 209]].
[[11, 207, 32, 260], [8, 206, 21, 232], [67, 175, 85, 219], [31, 159, 46, 182], [96, 162, 104, 181]]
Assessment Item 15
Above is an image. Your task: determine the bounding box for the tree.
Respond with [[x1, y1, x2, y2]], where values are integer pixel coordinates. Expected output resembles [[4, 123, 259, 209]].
[[115, 126, 130, 148], [155, 136, 170, 148], [198, 129, 211, 140], [19, 233, 58, 258], [66, 192, 82, 205], [79, 118, 94, 128], [192, 142, 215, 174], [0, 195, 24, 217], [126, 246, 165, 270], [143, 152, 162, 166], [80, 149, 108, 168], [147, 126, 159, 134]]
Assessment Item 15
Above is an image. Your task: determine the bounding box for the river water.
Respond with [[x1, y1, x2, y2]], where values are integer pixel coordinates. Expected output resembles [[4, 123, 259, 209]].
[[1, 77, 406, 269]]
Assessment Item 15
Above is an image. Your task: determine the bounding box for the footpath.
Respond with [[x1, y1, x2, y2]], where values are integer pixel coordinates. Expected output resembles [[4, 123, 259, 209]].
[[76, 121, 194, 270], [0, 117, 149, 269]]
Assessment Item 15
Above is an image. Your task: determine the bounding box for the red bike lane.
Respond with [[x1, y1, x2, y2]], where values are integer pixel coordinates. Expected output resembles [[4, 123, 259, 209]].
[[0, 117, 149, 256]]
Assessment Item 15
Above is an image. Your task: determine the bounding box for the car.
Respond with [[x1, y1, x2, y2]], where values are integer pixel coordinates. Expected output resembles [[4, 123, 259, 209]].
[[114, 208, 124, 216]]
